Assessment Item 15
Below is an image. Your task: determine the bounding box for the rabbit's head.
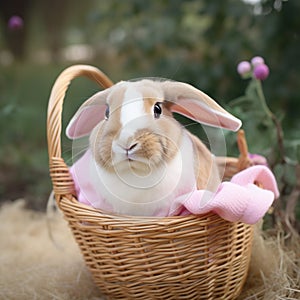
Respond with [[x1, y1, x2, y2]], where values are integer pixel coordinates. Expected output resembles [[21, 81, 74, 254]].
[[66, 79, 241, 177]]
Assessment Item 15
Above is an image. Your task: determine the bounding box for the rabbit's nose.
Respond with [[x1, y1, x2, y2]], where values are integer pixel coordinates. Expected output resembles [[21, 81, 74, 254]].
[[126, 142, 139, 159], [128, 143, 138, 152], [112, 140, 138, 156]]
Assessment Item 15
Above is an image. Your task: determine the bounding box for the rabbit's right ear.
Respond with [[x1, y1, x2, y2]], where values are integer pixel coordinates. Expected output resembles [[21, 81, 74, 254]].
[[161, 81, 241, 131], [66, 89, 110, 139]]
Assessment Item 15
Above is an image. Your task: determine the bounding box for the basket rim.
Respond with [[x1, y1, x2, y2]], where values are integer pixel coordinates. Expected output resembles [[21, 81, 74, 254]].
[[59, 194, 244, 225]]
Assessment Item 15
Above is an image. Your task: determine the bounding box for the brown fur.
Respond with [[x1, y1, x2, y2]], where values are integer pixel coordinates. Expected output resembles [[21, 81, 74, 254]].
[[186, 131, 220, 190], [143, 97, 161, 114]]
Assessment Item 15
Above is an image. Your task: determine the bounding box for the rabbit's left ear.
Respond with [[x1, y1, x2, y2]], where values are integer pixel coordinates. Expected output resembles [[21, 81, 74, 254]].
[[66, 89, 109, 139], [161, 81, 242, 131]]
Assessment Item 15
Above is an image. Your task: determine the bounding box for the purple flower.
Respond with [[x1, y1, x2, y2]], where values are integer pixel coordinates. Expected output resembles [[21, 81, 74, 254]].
[[253, 63, 270, 80], [237, 61, 251, 76], [248, 153, 268, 166], [251, 56, 265, 67], [8, 16, 24, 31]]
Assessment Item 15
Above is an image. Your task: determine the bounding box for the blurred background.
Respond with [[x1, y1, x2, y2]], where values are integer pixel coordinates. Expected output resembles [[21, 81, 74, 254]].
[[0, 0, 299, 218]]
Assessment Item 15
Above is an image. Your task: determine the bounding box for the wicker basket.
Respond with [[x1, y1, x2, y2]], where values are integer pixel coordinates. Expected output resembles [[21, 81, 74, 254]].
[[47, 65, 253, 300]]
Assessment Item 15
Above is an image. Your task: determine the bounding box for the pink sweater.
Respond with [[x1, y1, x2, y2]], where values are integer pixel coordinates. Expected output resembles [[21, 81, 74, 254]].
[[70, 151, 279, 224]]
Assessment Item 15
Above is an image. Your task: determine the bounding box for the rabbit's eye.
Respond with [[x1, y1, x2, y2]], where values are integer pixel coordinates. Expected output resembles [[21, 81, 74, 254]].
[[105, 105, 110, 120], [153, 103, 162, 119]]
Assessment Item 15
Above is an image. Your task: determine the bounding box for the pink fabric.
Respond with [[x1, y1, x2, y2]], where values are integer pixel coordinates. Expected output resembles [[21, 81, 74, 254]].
[[70, 150, 112, 212], [168, 166, 279, 224], [70, 151, 279, 224]]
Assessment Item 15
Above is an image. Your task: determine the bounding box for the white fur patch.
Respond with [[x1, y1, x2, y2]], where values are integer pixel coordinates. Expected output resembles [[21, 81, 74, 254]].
[[120, 87, 145, 129]]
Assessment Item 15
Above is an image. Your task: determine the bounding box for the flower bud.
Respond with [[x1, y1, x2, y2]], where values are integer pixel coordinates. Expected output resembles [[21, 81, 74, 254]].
[[253, 63, 270, 80], [248, 153, 268, 166], [237, 61, 251, 76], [251, 56, 265, 67], [8, 16, 24, 31]]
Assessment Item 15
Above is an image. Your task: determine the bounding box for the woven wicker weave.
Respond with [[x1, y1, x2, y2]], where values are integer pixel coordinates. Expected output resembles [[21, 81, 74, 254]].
[[47, 65, 253, 300]]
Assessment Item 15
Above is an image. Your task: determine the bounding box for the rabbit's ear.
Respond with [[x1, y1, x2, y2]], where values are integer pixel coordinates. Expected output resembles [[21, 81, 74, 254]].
[[161, 81, 241, 131], [66, 89, 109, 139]]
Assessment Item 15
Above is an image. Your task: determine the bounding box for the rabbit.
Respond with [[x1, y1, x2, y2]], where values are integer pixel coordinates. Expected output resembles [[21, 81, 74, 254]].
[[66, 79, 242, 216]]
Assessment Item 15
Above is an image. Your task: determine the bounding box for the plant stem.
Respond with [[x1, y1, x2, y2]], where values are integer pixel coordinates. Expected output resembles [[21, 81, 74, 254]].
[[255, 79, 286, 164]]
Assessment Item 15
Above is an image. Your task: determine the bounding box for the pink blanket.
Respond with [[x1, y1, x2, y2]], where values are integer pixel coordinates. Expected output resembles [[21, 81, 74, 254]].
[[168, 166, 279, 224], [70, 154, 279, 224]]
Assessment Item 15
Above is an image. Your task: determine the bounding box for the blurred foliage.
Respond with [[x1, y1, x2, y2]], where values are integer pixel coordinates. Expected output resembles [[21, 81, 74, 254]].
[[0, 0, 299, 222], [228, 66, 300, 230]]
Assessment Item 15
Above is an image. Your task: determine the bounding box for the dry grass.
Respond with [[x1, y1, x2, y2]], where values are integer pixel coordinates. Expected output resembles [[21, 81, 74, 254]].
[[0, 200, 299, 300], [238, 223, 300, 300], [0, 200, 102, 300]]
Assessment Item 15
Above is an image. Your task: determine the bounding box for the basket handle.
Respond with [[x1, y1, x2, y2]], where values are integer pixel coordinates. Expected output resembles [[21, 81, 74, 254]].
[[47, 65, 113, 160], [47, 65, 113, 199], [237, 129, 250, 171]]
